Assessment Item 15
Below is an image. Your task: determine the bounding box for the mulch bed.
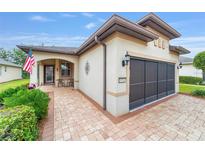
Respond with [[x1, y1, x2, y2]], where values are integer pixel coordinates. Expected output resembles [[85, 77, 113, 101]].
[[38, 92, 54, 141]]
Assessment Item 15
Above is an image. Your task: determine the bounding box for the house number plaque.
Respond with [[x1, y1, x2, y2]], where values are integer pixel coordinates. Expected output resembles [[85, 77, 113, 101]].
[[118, 77, 126, 83]]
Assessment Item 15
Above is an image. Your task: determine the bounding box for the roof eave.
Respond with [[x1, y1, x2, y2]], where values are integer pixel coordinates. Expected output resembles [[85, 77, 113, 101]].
[[169, 45, 191, 55], [17, 45, 77, 55], [137, 13, 181, 39], [77, 15, 159, 55]]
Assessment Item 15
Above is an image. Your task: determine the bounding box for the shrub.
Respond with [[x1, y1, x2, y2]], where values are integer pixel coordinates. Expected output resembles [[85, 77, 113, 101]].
[[3, 89, 50, 120], [0, 105, 38, 141], [0, 85, 27, 103], [179, 76, 203, 85], [192, 89, 205, 97]]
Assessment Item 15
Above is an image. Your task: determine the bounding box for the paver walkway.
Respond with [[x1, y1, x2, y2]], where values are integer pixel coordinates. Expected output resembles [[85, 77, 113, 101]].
[[40, 86, 205, 141]]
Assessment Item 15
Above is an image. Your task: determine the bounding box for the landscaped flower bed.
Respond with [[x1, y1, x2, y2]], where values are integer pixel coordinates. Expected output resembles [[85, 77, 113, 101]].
[[0, 86, 50, 141]]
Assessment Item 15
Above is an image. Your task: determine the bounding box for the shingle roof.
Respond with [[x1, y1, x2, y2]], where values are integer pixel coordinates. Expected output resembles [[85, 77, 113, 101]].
[[179, 56, 193, 64], [0, 58, 22, 68], [16, 45, 78, 55]]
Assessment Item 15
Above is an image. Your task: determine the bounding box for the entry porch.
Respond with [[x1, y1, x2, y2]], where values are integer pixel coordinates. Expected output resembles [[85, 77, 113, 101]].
[[38, 59, 75, 87]]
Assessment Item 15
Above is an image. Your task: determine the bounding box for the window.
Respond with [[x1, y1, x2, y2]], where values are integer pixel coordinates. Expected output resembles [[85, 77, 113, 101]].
[[4, 66, 7, 72], [0, 66, 1, 76], [61, 62, 71, 77]]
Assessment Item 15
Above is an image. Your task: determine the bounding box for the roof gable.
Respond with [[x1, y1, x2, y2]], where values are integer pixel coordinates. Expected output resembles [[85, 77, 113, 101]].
[[137, 13, 181, 40]]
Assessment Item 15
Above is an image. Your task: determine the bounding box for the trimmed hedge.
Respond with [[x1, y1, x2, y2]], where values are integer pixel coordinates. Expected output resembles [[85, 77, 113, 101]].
[[179, 76, 203, 85], [3, 89, 50, 120], [192, 89, 205, 97], [0, 105, 38, 141], [0, 85, 27, 103]]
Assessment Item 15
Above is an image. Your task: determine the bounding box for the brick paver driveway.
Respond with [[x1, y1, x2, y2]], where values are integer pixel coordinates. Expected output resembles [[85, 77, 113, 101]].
[[41, 86, 205, 141]]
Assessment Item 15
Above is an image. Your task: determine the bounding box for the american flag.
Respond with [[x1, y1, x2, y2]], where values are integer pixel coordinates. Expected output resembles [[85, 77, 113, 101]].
[[23, 49, 35, 74]]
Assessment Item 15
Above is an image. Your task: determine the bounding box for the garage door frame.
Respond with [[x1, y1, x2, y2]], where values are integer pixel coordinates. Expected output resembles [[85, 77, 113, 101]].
[[129, 56, 175, 110]]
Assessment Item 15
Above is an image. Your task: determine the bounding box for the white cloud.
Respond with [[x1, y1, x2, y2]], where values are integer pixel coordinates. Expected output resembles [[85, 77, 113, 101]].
[[61, 13, 77, 18], [0, 33, 88, 50], [30, 15, 55, 22], [171, 36, 205, 57], [85, 22, 96, 29], [82, 12, 94, 18]]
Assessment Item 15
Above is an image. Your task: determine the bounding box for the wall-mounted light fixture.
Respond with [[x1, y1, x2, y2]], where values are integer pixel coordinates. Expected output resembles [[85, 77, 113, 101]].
[[177, 62, 183, 69], [122, 51, 130, 67]]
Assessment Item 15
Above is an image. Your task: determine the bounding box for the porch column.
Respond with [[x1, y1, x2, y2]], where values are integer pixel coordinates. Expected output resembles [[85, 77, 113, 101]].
[[39, 62, 44, 86], [30, 63, 38, 85], [55, 59, 60, 87], [74, 62, 79, 89]]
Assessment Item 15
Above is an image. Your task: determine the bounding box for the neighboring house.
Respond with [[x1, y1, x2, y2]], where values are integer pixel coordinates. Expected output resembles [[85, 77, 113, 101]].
[[179, 56, 203, 78], [17, 13, 190, 116], [0, 58, 22, 83]]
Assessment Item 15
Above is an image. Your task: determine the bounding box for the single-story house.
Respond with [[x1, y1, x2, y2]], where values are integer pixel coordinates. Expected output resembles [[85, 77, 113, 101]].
[[179, 56, 202, 78], [0, 58, 22, 83], [17, 13, 190, 116]]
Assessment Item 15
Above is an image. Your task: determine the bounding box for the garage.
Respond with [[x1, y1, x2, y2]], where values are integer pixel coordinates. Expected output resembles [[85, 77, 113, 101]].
[[129, 57, 175, 110]]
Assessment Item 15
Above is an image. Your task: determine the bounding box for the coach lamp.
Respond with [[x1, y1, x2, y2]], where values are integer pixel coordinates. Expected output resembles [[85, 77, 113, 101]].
[[122, 51, 130, 67], [177, 62, 183, 69]]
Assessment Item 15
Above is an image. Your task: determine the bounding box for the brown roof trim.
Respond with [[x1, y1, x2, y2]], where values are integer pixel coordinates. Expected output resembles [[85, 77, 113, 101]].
[[17, 45, 77, 55], [77, 14, 159, 55], [137, 13, 181, 39], [169, 45, 191, 55]]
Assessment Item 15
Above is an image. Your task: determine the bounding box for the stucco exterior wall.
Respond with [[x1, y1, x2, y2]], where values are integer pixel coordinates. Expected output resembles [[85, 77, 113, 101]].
[[79, 45, 104, 107], [30, 51, 79, 88], [179, 64, 203, 78], [104, 32, 180, 116], [0, 65, 22, 83]]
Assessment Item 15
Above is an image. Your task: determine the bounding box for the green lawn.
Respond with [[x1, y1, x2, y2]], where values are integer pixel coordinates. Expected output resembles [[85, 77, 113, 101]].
[[179, 83, 205, 94], [0, 79, 29, 92]]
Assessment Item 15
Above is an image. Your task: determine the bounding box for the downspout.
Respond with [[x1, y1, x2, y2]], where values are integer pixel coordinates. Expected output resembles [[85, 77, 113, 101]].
[[95, 36, 107, 110]]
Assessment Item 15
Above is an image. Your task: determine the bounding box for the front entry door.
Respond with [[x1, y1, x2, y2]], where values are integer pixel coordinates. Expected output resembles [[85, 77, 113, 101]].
[[44, 65, 54, 84]]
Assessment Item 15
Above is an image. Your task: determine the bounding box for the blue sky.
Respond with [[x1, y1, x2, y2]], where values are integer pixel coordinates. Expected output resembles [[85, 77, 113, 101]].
[[0, 12, 205, 57]]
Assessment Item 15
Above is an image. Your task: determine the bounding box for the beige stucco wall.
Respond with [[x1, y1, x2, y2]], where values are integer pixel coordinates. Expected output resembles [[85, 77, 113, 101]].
[[79, 45, 104, 107], [104, 31, 180, 116], [30, 51, 79, 88], [180, 64, 203, 78], [0, 65, 22, 83]]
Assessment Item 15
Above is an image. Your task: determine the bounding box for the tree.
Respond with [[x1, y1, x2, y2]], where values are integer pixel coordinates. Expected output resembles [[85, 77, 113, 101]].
[[193, 51, 205, 82], [0, 48, 29, 78], [11, 48, 27, 66], [0, 49, 11, 61]]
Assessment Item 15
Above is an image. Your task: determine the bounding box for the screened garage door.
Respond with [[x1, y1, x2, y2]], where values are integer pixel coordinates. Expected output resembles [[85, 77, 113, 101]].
[[129, 57, 175, 110]]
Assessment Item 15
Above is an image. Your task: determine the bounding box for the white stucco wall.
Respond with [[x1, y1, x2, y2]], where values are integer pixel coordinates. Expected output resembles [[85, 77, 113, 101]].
[[179, 64, 202, 78], [0, 65, 22, 83]]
